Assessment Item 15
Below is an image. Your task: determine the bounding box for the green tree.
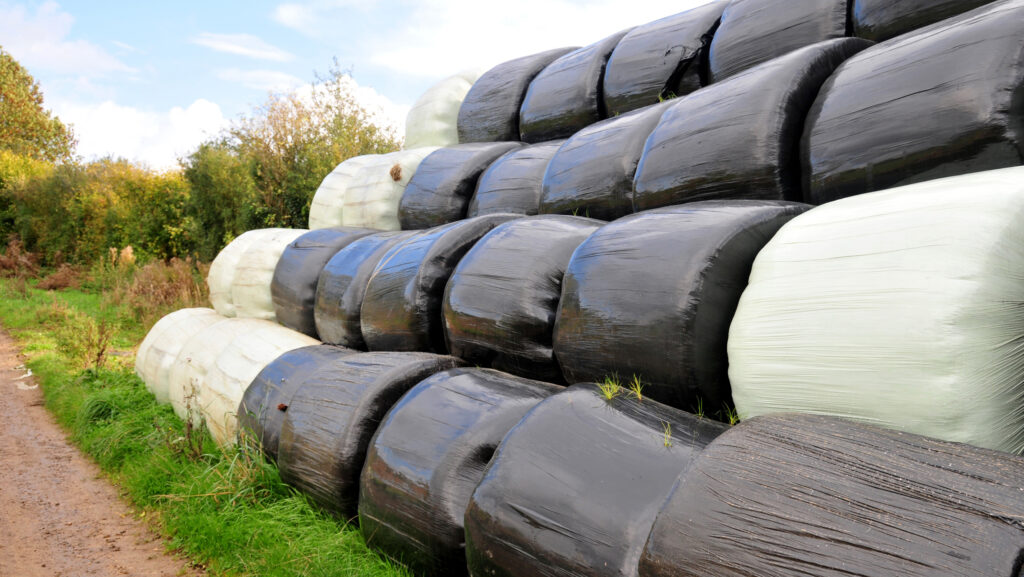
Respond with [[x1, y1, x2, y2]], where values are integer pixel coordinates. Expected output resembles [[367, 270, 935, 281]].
[[182, 140, 258, 261], [0, 47, 75, 162]]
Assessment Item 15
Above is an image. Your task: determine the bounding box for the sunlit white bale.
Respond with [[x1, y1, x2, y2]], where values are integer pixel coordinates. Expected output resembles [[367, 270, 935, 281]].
[[342, 148, 439, 231], [208, 229, 272, 317], [728, 166, 1024, 454], [308, 155, 376, 230], [135, 308, 222, 403], [404, 69, 484, 149], [231, 228, 307, 321]]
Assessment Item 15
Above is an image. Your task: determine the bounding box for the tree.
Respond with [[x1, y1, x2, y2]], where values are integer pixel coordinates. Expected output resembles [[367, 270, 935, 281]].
[[0, 47, 75, 162]]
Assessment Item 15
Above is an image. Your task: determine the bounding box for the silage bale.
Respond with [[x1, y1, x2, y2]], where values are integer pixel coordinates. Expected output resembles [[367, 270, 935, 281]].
[[804, 1, 1024, 204], [361, 215, 517, 354], [271, 227, 376, 338], [341, 148, 439, 231], [555, 201, 808, 412], [308, 155, 376, 230], [728, 166, 1024, 454], [231, 228, 307, 322], [208, 229, 284, 317], [201, 322, 319, 446], [314, 231, 419, 349], [639, 414, 1024, 577], [237, 344, 355, 462], [603, 3, 726, 116], [444, 215, 603, 382], [851, 0, 998, 42], [465, 384, 728, 577], [276, 351, 464, 517], [457, 48, 577, 143], [135, 308, 223, 404], [467, 140, 565, 217], [708, 0, 850, 82], [518, 29, 631, 143], [404, 68, 484, 149], [398, 142, 523, 230], [359, 368, 560, 577], [633, 38, 871, 212]]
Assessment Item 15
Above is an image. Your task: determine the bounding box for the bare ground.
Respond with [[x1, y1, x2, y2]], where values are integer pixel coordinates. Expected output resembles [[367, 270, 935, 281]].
[[0, 327, 202, 577]]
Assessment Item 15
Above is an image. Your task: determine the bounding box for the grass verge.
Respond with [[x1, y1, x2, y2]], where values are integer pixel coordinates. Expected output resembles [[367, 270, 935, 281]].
[[0, 277, 410, 577]]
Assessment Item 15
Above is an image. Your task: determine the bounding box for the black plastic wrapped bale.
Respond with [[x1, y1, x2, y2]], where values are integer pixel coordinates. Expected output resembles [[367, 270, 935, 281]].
[[398, 142, 523, 230], [236, 344, 354, 462], [518, 30, 631, 143], [465, 384, 728, 577], [554, 201, 808, 412], [271, 227, 376, 337], [603, 3, 726, 116], [634, 38, 871, 212], [540, 102, 671, 221], [803, 1, 1024, 205], [443, 216, 603, 382], [466, 140, 564, 217], [361, 215, 518, 354], [639, 414, 1024, 577], [276, 351, 464, 518], [457, 48, 577, 143], [314, 231, 418, 349], [359, 368, 561, 577], [851, 0, 997, 42], [709, 0, 850, 83]]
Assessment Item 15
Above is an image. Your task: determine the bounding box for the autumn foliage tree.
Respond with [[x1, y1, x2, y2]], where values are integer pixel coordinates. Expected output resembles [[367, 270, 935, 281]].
[[0, 46, 75, 162]]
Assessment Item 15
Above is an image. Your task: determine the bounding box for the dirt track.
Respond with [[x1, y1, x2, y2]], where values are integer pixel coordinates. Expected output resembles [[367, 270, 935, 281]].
[[0, 327, 201, 577]]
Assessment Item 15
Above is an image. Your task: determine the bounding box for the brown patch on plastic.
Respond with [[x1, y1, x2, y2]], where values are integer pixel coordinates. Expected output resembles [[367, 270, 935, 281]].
[[389, 164, 402, 182]]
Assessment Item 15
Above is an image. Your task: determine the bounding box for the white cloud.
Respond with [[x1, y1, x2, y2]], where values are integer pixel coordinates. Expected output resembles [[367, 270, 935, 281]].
[[218, 68, 306, 93], [0, 1, 133, 75], [272, 0, 376, 32], [52, 99, 228, 171], [192, 32, 294, 62]]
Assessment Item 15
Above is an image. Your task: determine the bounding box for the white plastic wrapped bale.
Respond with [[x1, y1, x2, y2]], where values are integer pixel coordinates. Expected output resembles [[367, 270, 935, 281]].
[[135, 308, 222, 404], [167, 317, 266, 424], [201, 322, 318, 446], [231, 228, 307, 321], [404, 69, 484, 149], [341, 148, 439, 231], [308, 155, 376, 230], [208, 229, 273, 317], [728, 166, 1024, 454]]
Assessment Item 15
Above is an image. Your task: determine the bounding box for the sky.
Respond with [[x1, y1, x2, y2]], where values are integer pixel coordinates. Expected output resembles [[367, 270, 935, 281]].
[[0, 0, 712, 170]]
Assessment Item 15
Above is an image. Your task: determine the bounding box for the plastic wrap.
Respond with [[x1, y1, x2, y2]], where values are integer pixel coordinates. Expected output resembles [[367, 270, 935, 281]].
[[167, 317, 267, 423], [457, 48, 577, 143], [639, 414, 1024, 577], [539, 102, 670, 221], [603, 3, 726, 116], [359, 368, 560, 577], [314, 231, 419, 349], [851, 0, 997, 42], [341, 148, 439, 231], [405, 69, 484, 149], [465, 384, 728, 577], [270, 227, 376, 338], [633, 38, 871, 212], [518, 30, 631, 143], [361, 215, 517, 354], [231, 228, 307, 322], [709, 0, 850, 82], [444, 216, 603, 382], [729, 167, 1024, 454], [135, 308, 223, 404], [467, 140, 564, 217], [554, 201, 808, 412], [398, 142, 523, 230], [201, 323, 319, 446], [308, 155, 376, 230], [803, 1, 1024, 205], [276, 351, 464, 517], [237, 345, 354, 462], [208, 229, 279, 317]]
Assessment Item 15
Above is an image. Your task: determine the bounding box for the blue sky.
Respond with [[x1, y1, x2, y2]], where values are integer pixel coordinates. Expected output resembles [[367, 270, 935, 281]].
[[0, 0, 711, 169]]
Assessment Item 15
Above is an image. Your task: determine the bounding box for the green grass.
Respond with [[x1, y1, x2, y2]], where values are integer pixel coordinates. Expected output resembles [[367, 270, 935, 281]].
[[0, 278, 411, 577]]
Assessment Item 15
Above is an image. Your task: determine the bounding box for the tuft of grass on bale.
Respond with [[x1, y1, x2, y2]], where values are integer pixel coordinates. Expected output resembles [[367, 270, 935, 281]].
[[0, 277, 412, 577]]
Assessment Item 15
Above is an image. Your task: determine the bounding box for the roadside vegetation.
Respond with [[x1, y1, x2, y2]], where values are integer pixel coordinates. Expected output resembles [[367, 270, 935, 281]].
[[0, 47, 410, 576]]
